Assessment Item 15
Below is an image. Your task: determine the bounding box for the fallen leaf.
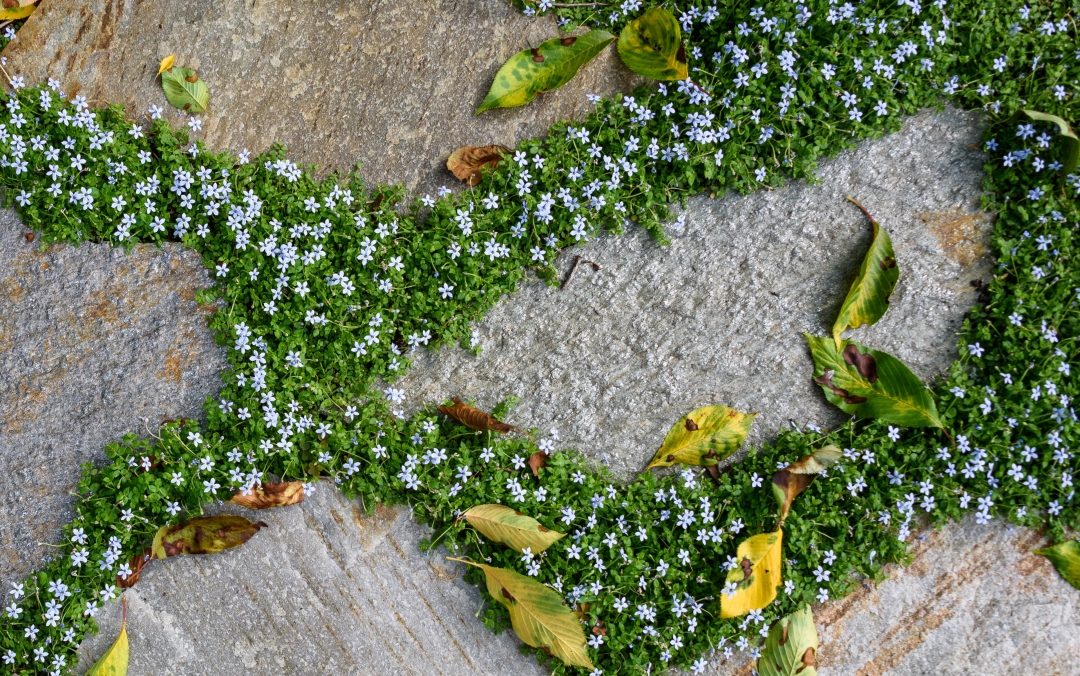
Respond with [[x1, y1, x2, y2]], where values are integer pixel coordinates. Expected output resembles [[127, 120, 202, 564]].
[[720, 529, 783, 618], [476, 29, 614, 113], [437, 397, 514, 433], [230, 481, 305, 509], [527, 451, 548, 477], [150, 515, 265, 559], [831, 197, 899, 347], [772, 446, 842, 526], [646, 405, 756, 469], [452, 559, 594, 669], [0, 0, 38, 21], [161, 66, 210, 114], [617, 7, 688, 81], [757, 606, 819, 676], [117, 549, 153, 590], [1034, 540, 1080, 591], [157, 54, 176, 76], [462, 504, 564, 554], [447, 145, 511, 186], [1021, 110, 1078, 173], [87, 597, 128, 675], [805, 334, 943, 428]]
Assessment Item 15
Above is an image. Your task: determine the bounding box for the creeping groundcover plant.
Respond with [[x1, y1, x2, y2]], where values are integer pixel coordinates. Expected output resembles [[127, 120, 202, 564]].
[[1, 0, 1078, 673]]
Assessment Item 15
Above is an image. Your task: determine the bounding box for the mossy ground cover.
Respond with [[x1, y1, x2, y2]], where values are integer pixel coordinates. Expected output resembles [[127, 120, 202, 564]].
[[0, 1, 1077, 673]]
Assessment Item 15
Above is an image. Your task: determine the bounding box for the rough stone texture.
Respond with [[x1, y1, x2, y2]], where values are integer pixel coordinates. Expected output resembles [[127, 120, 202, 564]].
[[2, 0, 640, 198], [398, 107, 993, 481], [0, 211, 226, 586], [74, 490, 546, 676], [1, 1, 1077, 674]]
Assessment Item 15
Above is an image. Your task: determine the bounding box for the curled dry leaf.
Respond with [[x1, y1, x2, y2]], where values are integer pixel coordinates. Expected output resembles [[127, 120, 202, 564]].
[[771, 445, 842, 526], [528, 451, 549, 477], [87, 597, 128, 676], [230, 481, 305, 509], [462, 503, 564, 554], [451, 559, 594, 669], [116, 549, 153, 589], [151, 515, 266, 560], [720, 529, 783, 618], [757, 606, 819, 676], [646, 405, 756, 469], [447, 145, 510, 187], [438, 397, 514, 433]]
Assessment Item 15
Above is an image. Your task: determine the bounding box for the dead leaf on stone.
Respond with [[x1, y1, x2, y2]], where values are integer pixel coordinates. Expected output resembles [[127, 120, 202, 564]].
[[528, 451, 548, 477], [117, 549, 152, 589], [447, 145, 510, 186], [151, 515, 266, 559], [438, 397, 514, 433], [157, 53, 176, 76], [230, 481, 305, 509]]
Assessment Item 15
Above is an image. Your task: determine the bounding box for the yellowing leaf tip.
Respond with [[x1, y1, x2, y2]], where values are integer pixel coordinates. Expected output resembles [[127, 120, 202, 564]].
[[157, 54, 176, 76]]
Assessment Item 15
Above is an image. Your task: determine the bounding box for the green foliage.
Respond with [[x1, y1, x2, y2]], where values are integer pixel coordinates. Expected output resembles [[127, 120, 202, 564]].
[[160, 66, 211, 113]]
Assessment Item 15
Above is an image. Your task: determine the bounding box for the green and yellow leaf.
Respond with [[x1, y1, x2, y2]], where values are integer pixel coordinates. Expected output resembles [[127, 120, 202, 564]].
[[805, 334, 943, 428], [757, 606, 819, 676], [646, 405, 756, 469], [1034, 540, 1080, 591], [617, 7, 688, 80], [1021, 110, 1078, 173], [0, 0, 38, 21], [462, 504, 564, 554], [151, 515, 265, 559], [720, 529, 783, 618], [455, 560, 594, 669], [831, 198, 899, 346], [476, 30, 614, 113], [87, 598, 128, 675], [160, 66, 210, 114], [771, 445, 842, 526]]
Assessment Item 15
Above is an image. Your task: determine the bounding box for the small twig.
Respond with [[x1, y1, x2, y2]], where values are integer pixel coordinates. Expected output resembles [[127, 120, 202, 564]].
[[560, 254, 602, 288], [0, 61, 13, 87], [548, 2, 611, 7]]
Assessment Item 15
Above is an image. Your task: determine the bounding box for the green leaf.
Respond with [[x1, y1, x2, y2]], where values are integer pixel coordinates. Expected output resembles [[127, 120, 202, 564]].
[[771, 445, 842, 526], [804, 334, 943, 428], [161, 67, 211, 114], [1021, 110, 1079, 173], [476, 30, 614, 113], [832, 198, 899, 346], [462, 504, 564, 554], [87, 598, 128, 675], [1034, 540, 1080, 591], [452, 559, 594, 670], [757, 606, 819, 676], [617, 7, 688, 81], [645, 405, 756, 469], [151, 515, 265, 559], [720, 529, 783, 618]]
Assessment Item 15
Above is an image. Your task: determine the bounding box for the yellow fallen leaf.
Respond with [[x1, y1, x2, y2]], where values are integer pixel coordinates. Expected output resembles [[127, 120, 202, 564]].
[[720, 529, 783, 618], [87, 597, 128, 675], [451, 559, 594, 669], [646, 405, 756, 469], [157, 54, 177, 76], [462, 504, 564, 554]]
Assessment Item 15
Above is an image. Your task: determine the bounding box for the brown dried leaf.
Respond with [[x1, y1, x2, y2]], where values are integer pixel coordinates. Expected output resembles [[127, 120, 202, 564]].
[[528, 451, 549, 477], [230, 481, 305, 509], [438, 397, 514, 433], [117, 549, 152, 589], [151, 515, 266, 559], [771, 445, 842, 526], [447, 145, 511, 187]]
